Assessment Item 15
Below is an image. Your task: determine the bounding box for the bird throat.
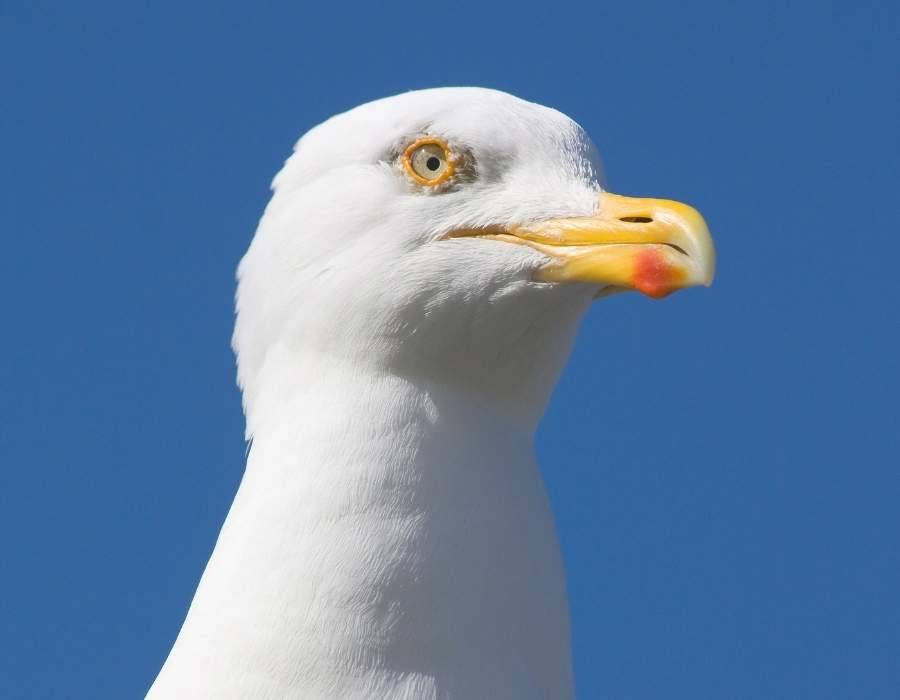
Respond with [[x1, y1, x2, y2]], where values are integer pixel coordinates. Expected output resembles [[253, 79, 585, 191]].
[[149, 366, 576, 699]]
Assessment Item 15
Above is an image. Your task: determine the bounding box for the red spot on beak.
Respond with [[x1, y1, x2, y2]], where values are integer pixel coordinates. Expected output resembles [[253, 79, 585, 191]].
[[633, 249, 680, 299]]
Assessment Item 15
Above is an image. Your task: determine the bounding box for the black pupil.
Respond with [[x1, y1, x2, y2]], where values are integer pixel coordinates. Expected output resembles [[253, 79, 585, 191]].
[[426, 156, 441, 171]]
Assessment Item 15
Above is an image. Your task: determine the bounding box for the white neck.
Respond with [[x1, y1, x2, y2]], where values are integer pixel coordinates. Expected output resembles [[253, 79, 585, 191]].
[[148, 351, 575, 700]]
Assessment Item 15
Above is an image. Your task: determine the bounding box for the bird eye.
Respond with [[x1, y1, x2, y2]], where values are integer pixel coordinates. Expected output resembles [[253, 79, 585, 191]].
[[402, 138, 455, 186]]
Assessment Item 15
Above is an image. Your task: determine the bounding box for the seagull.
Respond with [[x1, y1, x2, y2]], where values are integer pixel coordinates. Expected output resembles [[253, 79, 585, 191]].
[[147, 87, 715, 700]]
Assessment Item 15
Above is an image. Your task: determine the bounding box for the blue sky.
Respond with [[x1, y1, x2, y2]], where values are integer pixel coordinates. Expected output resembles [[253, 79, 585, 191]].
[[2, 1, 898, 698]]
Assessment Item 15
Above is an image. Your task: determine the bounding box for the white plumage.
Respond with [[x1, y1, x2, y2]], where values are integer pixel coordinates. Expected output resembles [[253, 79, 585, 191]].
[[147, 87, 713, 699]]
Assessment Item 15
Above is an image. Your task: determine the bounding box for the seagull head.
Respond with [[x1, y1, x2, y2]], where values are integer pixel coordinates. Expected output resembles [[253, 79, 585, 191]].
[[234, 88, 715, 429]]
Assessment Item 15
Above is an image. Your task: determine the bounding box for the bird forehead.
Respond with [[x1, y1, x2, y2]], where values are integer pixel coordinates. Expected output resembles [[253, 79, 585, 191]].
[[290, 88, 590, 177]]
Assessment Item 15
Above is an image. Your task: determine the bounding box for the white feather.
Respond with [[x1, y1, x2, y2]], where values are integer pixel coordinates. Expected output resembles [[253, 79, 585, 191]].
[[148, 87, 604, 699]]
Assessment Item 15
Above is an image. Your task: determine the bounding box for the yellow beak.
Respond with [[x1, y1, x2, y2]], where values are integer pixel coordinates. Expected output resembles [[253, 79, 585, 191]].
[[454, 192, 716, 299]]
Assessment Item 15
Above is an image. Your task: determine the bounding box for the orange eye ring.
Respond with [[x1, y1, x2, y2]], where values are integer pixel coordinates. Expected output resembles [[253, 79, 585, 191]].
[[402, 137, 456, 186]]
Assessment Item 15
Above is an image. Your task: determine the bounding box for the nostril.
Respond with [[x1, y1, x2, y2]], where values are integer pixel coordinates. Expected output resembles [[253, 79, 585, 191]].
[[620, 216, 653, 224]]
